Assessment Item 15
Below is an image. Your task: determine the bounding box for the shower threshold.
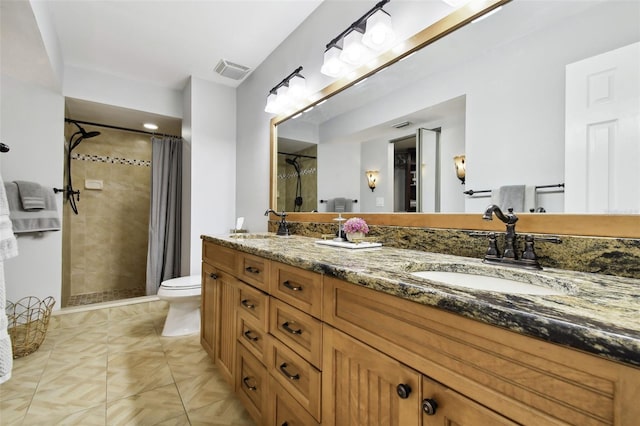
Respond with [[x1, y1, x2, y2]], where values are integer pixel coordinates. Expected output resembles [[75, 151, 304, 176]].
[[66, 287, 145, 307]]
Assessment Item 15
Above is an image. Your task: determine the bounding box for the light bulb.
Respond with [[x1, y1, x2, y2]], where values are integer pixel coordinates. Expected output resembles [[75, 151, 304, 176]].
[[340, 29, 373, 66], [362, 9, 395, 51], [321, 45, 350, 77]]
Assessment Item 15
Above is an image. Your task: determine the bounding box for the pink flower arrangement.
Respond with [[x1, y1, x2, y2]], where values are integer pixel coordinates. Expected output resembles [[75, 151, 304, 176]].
[[343, 217, 369, 234]]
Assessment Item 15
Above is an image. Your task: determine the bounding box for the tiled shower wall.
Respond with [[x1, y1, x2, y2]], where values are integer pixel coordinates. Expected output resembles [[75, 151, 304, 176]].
[[62, 124, 151, 306], [277, 146, 317, 213]]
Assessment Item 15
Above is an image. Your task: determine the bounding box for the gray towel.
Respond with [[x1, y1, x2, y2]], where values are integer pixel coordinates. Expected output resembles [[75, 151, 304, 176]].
[[14, 181, 45, 211], [4, 183, 60, 233], [491, 185, 525, 212], [331, 197, 353, 213]]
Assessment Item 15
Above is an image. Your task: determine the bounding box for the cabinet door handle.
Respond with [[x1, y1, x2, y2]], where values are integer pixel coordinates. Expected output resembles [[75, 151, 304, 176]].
[[241, 299, 255, 309], [245, 266, 260, 274], [283, 280, 302, 292], [282, 321, 302, 335], [243, 329, 259, 342], [422, 398, 439, 415], [396, 383, 412, 399], [279, 363, 300, 380], [242, 376, 257, 391], [209, 273, 218, 280]]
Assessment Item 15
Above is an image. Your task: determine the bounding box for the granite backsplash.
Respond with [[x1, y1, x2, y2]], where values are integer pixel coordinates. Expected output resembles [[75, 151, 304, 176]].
[[269, 221, 640, 279]]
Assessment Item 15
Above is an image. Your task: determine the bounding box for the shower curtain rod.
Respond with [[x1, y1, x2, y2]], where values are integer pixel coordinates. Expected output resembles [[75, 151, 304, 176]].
[[278, 151, 317, 159], [65, 118, 181, 139]]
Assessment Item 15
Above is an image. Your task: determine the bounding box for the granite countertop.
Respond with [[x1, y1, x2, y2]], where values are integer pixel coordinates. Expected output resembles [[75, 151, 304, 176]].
[[202, 233, 640, 368]]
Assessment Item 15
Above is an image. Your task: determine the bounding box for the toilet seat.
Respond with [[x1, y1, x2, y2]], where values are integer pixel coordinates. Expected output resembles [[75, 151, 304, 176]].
[[158, 275, 201, 298]]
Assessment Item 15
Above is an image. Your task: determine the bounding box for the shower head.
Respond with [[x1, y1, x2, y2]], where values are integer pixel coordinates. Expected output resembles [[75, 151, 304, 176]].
[[67, 120, 101, 151], [285, 157, 301, 174]]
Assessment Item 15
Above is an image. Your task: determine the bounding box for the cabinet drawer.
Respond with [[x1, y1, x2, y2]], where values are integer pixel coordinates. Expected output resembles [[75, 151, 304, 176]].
[[236, 344, 267, 425], [202, 241, 237, 274], [237, 252, 270, 292], [422, 375, 517, 425], [237, 310, 267, 365], [267, 375, 320, 426], [267, 335, 321, 422], [269, 298, 323, 369], [270, 261, 322, 319], [237, 281, 269, 330]]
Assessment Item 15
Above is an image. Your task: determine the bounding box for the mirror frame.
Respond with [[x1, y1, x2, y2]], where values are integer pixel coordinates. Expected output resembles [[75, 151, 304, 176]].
[[269, 0, 639, 239]]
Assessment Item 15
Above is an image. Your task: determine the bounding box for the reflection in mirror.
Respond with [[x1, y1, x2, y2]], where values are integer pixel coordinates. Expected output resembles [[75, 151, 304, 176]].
[[274, 0, 639, 215]]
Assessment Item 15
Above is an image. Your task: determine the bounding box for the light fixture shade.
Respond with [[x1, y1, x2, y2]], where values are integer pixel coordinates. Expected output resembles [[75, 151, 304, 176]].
[[321, 45, 350, 77], [362, 9, 395, 51], [340, 29, 373, 66], [453, 155, 466, 184], [264, 92, 279, 114], [287, 74, 307, 103], [274, 85, 292, 112], [366, 170, 379, 192]]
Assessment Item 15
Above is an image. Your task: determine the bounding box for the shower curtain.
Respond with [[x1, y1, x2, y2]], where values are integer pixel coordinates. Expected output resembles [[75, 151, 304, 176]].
[[146, 136, 182, 295], [0, 167, 18, 383]]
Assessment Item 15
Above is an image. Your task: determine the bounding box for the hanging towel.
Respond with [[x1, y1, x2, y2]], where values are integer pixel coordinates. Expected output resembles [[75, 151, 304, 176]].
[[327, 197, 353, 213], [0, 173, 18, 384], [491, 185, 526, 212], [524, 186, 537, 213], [4, 182, 61, 233], [14, 181, 45, 211]]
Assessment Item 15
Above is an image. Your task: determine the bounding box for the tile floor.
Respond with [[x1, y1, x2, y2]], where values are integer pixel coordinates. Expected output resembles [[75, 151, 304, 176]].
[[0, 299, 255, 425]]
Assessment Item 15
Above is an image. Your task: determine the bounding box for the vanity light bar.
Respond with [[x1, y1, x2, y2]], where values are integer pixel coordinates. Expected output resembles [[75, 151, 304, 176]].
[[321, 0, 395, 78], [264, 66, 306, 115]]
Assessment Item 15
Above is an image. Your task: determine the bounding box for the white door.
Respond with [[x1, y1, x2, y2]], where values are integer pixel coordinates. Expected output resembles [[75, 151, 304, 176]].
[[417, 128, 440, 212], [565, 42, 640, 213]]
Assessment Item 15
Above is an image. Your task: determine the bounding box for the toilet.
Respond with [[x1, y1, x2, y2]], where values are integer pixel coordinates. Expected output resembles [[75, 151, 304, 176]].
[[157, 275, 201, 337]]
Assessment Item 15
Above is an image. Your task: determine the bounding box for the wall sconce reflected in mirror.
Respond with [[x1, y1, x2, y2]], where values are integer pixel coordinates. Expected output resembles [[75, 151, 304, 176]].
[[366, 170, 379, 191], [453, 155, 466, 184]]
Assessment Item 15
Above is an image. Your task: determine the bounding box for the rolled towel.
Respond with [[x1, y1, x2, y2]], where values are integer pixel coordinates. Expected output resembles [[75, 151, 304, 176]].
[[14, 181, 45, 211]]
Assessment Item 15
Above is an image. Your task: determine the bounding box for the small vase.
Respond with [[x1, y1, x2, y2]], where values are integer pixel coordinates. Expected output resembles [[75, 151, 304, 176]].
[[346, 232, 365, 242]]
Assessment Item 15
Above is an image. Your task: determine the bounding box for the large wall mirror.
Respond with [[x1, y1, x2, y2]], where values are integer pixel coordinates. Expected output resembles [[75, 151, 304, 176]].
[[270, 0, 639, 238]]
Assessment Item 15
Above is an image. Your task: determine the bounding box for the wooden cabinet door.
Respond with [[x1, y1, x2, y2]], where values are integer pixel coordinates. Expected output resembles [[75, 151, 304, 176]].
[[212, 269, 239, 387], [322, 325, 421, 426], [201, 263, 217, 359], [422, 376, 518, 426]]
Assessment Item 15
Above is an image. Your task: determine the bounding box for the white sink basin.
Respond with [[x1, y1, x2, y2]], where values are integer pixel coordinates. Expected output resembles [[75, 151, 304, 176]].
[[411, 270, 565, 295]]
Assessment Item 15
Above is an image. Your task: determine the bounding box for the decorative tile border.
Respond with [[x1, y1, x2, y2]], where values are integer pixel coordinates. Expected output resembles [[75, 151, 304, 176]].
[[72, 153, 151, 167], [278, 167, 316, 180]]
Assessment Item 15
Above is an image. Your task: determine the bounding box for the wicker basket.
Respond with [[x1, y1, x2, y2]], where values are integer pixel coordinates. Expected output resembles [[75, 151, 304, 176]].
[[6, 296, 56, 358]]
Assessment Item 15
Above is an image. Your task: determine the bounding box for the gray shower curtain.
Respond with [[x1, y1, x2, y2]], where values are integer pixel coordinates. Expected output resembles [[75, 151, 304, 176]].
[[146, 136, 182, 295]]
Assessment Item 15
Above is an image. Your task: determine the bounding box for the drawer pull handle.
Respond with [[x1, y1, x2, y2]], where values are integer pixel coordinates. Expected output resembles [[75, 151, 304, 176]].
[[282, 321, 302, 335], [279, 363, 300, 380], [242, 376, 257, 391], [283, 280, 302, 291], [245, 266, 260, 274], [209, 273, 218, 280], [241, 299, 255, 309], [243, 329, 259, 342], [422, 398, 439, 415], [396, 383, 412, 399]]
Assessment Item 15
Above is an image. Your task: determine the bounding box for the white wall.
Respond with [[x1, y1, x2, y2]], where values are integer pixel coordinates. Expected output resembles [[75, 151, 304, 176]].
[[0, 75, 64, 304], [186, 77, 236, 274]]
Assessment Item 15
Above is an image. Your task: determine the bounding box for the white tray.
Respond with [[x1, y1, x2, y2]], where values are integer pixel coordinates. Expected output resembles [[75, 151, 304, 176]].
[[315, 240, 382, 249]]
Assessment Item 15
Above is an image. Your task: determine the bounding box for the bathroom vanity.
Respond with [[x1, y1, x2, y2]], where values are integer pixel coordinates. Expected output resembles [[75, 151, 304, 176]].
[[200, 234, 640, 425]]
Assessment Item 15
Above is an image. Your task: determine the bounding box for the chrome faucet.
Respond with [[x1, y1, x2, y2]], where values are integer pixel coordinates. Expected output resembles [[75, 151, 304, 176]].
[[264, 209, 290, 236]]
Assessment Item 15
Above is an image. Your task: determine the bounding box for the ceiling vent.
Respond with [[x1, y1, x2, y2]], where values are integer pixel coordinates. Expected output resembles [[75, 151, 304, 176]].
[[214, 59, 251, 80]]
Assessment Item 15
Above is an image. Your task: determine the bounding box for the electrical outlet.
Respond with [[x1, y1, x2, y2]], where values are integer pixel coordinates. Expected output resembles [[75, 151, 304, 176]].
[[376, 197, 384, 207]]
